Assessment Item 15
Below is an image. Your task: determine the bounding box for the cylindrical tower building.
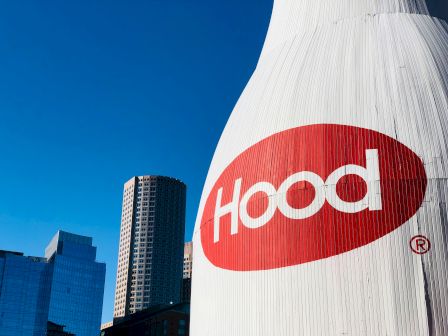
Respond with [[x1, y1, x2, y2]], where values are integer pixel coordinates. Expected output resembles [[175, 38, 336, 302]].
[[191, 0, 448, 335], [114, 175, 186, 318]]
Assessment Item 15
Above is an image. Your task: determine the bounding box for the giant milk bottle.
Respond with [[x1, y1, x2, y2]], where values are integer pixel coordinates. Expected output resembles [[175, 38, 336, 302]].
[[190, 0, 448, 335]]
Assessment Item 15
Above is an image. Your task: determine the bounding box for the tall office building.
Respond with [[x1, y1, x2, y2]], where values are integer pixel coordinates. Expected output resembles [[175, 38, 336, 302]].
[[0, 231, 105, 336], [114, 176, 186, 318], [45, 231, 106, 336], [0, 251, 51, 335]]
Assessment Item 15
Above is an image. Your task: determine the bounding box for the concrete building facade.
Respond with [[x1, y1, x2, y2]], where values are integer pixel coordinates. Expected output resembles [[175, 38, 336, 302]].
[[114, 176, 186, 318], [183, 242, 192, 280]]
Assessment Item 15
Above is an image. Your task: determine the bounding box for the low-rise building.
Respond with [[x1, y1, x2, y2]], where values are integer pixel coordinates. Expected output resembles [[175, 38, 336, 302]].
[[101, 321, 114, 330], [102, 303, 189, 336]]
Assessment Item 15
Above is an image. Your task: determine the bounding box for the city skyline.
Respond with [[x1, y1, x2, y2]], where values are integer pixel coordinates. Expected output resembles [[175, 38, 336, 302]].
[[0, 0, 273, 323], [0, 0, 447, 326]]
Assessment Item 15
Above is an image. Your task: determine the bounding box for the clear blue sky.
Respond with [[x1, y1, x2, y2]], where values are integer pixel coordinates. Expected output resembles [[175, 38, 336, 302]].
[[0, 0, 446, 325]]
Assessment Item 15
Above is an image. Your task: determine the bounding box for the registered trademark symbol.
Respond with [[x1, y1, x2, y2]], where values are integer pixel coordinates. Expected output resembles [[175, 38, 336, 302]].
[[410, 235, 431, 255]]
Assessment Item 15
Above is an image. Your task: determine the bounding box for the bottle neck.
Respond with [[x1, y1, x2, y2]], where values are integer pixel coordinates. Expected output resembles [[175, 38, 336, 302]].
[[260, 0, 429, 57]]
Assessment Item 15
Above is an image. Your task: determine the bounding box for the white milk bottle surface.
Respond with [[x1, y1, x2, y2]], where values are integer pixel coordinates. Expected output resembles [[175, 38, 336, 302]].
[[191, 0, 448, 335]]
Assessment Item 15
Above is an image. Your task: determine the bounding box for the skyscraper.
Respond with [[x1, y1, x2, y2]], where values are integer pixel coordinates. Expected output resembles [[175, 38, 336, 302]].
[[0, 231, 105, 336], [114, 176, 186, 318]]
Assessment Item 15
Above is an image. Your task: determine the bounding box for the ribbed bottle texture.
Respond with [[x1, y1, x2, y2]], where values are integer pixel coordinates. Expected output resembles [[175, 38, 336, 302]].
[[191, 1, 448, 335]]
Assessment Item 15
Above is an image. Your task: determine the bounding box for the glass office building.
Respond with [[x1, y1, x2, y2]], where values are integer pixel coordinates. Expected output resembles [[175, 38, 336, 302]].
[[0, 251, 52, 335], [0, 231, 106, 336], [46, 231, 106, 336]]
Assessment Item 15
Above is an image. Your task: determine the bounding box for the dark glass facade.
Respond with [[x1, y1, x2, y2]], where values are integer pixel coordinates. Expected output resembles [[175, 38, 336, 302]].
[[47, 231, 106, 336], [47, 321, 75, 336], [0, 251, 52, 336], [180, 278, 191, 304], [0, 231, 106, 336]]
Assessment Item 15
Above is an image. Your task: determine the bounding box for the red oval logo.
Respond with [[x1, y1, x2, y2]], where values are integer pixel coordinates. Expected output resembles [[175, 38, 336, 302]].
[[200, 124, 427, 271]]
